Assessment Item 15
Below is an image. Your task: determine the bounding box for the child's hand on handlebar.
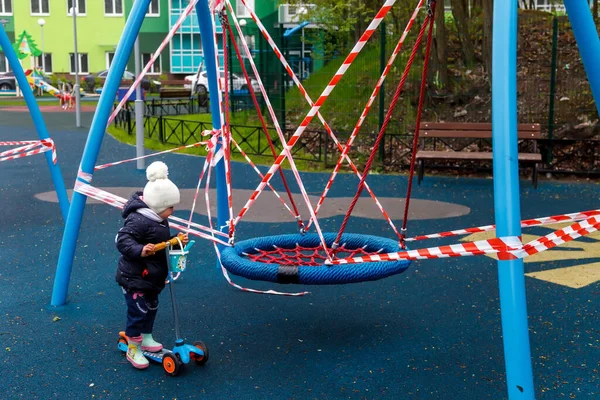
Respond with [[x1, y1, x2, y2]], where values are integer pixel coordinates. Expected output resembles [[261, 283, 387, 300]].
[[141, 243, 156, 257]]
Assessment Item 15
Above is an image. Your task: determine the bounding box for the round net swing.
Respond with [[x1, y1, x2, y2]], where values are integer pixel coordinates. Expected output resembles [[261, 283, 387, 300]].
[[202, 0, 437, 290], [220, 233, 409, 285]]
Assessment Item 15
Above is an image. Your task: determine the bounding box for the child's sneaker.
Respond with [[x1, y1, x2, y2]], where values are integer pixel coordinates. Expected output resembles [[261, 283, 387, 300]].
[[127, 335, 149, 369], [141, 333, 163, 352]]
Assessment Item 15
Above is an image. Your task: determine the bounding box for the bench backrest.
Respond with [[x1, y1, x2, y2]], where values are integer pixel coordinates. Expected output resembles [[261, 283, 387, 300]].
[[419, 122, 541, 139], [161, 80, 187, 86]]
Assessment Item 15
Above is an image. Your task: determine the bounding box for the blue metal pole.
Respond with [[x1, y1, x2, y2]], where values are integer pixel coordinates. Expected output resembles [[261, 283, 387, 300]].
[[283, 21, 310, 38], [563, 0, 600, 117], [195, 0, 229, 249], [51, 0, 151, 306], [0, 25, 69, 221], [492, 1, 535, 398]]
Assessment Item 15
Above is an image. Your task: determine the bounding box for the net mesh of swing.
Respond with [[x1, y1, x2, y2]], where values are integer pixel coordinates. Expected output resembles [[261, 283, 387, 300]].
[[245, 243, 377, 267]]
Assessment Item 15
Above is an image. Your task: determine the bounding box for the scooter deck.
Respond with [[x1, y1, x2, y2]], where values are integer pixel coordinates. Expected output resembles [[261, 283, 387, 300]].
[[117, 340, 170, 362]]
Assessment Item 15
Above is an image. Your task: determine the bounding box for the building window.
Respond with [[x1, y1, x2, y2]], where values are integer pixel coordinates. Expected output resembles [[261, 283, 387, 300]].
[[0, 53, 10, 73], [237, 35, 255, 57], [104, 0, 123, 16], [36, 53, 52, 73], [236, 0, 254, 18], [105, 52, 115, 69], [31, 0, 49, 15], [147, 0, 159, 16], [70, 53, 89, 74], [0, 0, 12, 15], [142, 53, 161, 74], [67, 0, 87, 15]]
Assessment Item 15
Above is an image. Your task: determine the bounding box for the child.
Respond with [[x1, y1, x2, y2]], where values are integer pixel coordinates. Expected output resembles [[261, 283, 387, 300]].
[[115, 161, 188, 369]]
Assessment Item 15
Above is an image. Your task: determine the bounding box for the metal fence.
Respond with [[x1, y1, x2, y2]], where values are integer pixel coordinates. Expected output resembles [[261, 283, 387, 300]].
[[114, 12, 600, 176]]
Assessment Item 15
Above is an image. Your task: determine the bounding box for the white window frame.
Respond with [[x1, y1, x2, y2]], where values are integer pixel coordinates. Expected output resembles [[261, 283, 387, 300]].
[[36, 53, 52, 73], [30, 0, 49, 16], [0, 0, 12, 16], [66, 0, 87, 16], [147, 0, 160, 17], [0, 54, 10, 73], [104, 0, 123, 17], [141, 53, 161, 75], [236, 0, 254, 18], [105, 52, 115, 69], [69, 53, 89, 75]]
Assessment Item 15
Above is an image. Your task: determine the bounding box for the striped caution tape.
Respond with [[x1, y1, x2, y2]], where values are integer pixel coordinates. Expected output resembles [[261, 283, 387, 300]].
[[0, 139, 56, 164], [73, 181, 231, 247], [326, 215, 600, 266]]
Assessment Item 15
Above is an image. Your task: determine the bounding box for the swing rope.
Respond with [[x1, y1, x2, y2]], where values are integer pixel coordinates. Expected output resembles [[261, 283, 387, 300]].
[[220, 12, 236, 238], [230, 0, 397, 254], [333, 0, 436, 250], [303, 0, 427, 236], [401, 1, 437, 246], [224, 15, 306, 232], [227, 0, 424, 239]]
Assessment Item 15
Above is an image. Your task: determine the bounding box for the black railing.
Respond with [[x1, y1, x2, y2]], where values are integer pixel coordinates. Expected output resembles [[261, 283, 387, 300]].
[[113, 111, 600, 176], [113, 96, 208, 120]]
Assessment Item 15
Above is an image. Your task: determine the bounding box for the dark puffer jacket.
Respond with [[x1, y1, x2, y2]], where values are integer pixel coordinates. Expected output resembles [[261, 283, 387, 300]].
[[115, 191, 173, 295]]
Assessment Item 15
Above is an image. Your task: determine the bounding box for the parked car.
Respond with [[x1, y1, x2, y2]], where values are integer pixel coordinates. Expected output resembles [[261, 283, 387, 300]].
[[184, 70, 260, 94], [84, 70, 161, 92], [0, 71, 16, 91]]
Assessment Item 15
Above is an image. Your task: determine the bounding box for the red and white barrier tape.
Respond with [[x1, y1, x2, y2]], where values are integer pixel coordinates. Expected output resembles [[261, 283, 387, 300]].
[[107, 0, 199, 125], [518, 215, 600, 258], [187, 131, 218, 227], [231, 0, 397, 259], [230, 137, 297, 220], [326, 236, 523, 265], [226, 0, 405, 239], [94, 130, 216, 170], [326, 214, 600, 265], [73, 181, 230, 247], [405, 209, 600, 241], [0, 139, 56, 164], [233, 0, 397, 247], [308, 0, 425, 232]]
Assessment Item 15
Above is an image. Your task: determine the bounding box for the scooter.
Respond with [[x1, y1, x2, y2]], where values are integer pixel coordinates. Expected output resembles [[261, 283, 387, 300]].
[[118, 234, 208, 376]]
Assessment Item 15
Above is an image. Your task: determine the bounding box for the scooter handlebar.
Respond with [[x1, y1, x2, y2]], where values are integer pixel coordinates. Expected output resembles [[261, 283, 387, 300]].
[[153, 233, 186, 252]]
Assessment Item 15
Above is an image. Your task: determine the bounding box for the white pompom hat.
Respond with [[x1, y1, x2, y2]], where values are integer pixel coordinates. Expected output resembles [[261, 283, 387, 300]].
[[142, 161, 180, 214]]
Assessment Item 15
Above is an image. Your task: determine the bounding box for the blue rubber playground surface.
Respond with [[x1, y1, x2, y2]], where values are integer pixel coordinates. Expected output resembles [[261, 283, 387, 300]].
[[1, 110, 599, 399]]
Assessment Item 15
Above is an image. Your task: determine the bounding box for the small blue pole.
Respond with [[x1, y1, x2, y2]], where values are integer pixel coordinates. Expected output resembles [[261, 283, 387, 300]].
[[283, 21, 310, 38], [563, 0, 600, 117], [51, 0, 151, 306], [492, 1, 535, 398], [0, 25, 69, 221], [195, 0, 229, 251]]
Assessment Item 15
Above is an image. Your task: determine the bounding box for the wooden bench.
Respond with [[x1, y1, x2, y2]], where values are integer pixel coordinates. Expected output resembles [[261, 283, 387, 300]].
[[159, 88, 191, 99], [416, 122, 542, 188]]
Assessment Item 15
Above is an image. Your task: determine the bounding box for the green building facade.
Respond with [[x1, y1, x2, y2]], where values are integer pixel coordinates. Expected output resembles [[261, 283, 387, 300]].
[[0, 0, 314, 84]]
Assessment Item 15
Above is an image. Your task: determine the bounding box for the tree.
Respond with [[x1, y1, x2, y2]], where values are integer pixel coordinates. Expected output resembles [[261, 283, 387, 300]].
[[482, 0, 493, 83], [13, 30, 42, 60], [432, 1, 449, 90], [450, 0, 475, 66]]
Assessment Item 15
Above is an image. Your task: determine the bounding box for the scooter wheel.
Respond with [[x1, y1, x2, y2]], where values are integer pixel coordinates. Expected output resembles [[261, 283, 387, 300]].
[[162, 352, 181, 376], [117, 336, 127, 353], [191, 341, 209, 365]]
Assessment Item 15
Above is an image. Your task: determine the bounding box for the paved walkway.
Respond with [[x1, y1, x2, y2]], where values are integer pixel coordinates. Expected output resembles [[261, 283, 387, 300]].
[[0, 108, 598, 399]]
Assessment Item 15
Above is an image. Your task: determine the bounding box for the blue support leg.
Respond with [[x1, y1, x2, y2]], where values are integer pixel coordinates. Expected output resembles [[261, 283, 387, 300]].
[[0, 25, 69, 221], [492, 1, 535, 398], [195, 0, 229, 255], [51, 0, 152, 306], [563, 0, 600, 117]]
